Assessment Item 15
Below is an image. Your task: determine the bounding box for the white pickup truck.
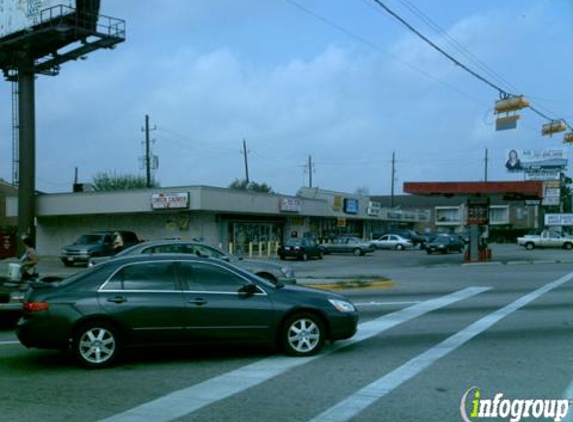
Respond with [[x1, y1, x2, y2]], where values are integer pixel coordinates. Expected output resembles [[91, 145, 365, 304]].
[[517, 231, 573, 250]]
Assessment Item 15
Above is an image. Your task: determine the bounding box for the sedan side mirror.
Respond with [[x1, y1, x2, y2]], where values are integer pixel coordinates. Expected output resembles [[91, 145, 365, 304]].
[[238, 283, 259, 297]]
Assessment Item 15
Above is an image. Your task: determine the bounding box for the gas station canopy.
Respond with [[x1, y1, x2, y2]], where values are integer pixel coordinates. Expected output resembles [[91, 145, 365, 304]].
[[403, 181, 544, 200]]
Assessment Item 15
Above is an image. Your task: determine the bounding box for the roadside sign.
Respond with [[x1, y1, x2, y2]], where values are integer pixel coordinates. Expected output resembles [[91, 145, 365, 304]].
[[545, 214, 573, 226]]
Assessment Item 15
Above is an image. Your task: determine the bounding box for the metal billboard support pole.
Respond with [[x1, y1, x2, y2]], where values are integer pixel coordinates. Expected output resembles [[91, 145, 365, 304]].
[[17, 57, 36, 244]]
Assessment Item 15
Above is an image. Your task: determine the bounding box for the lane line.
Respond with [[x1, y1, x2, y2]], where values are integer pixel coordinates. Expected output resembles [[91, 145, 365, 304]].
[[307, 272, 573, 422], [97, 286, 489, 422]]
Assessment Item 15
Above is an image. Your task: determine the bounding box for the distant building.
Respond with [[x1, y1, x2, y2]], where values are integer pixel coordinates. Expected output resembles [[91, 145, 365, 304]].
[[370, 194, 538, 242]]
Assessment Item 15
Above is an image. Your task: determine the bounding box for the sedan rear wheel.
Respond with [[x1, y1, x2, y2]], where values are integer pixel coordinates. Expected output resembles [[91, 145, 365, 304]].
[[396, 244, 405, 251], [73, 322, 120, 368], [282, 313, 325, 356], [353, 248, 362, 256]]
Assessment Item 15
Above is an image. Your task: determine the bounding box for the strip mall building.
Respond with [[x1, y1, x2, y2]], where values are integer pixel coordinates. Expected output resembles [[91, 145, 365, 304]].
[[4, 184, 539, 256]]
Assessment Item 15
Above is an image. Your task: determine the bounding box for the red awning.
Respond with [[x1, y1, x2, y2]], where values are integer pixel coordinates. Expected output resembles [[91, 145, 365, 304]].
[[403, 181, 544, 200]]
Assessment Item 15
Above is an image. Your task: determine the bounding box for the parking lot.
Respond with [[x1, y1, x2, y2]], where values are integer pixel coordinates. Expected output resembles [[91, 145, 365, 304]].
[[3, 242, 573, 283]]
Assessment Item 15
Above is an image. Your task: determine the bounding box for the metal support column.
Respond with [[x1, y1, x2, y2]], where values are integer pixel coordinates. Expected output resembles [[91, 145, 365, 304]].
[[17, 58, 36, 243]]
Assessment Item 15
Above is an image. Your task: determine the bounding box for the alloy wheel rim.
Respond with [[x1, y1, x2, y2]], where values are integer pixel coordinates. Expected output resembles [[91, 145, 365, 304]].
[[79, 327, 116, 364], [288, 318, 320, 353]]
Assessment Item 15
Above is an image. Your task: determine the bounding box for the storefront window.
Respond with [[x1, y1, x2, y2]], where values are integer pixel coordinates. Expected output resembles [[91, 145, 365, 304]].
[[231, 222, 283, 255], [308, 218, 364, 240]]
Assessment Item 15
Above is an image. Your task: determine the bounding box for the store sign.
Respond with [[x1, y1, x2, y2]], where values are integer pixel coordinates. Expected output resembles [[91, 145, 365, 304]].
[[151, 192, 189, 210], [343, 198, 359, 215], [525, 169, 560, 181], [386, 210, 431, 222], [367, 201, 381, 216], [279, 197, 302, 213], [542, 181, 561, 206], [545, 214, 573, 226], [332, 195, 343, 211]]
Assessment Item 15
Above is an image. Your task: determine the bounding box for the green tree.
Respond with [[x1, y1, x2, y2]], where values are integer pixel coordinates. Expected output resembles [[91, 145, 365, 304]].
[[228, 179, 274, 193], [92, 171, 160, 191]]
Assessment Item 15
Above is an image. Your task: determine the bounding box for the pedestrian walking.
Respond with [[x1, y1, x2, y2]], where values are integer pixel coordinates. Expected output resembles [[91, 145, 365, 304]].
[[20, 236, 39, 281]]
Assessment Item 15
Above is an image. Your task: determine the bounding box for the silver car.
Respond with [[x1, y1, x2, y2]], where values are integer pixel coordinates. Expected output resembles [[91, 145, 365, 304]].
[[89, 240, 296, 285], [322, 236, 374, 256], [370, 234, 413, 250]]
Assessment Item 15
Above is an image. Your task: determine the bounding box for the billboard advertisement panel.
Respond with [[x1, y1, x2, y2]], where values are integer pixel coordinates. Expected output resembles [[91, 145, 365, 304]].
[[0, 0, 76, 39], [505, 149, 567, 173]]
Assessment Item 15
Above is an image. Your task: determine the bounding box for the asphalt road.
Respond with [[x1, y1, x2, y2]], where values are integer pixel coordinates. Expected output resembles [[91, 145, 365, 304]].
[[1, 249, 573, 422]]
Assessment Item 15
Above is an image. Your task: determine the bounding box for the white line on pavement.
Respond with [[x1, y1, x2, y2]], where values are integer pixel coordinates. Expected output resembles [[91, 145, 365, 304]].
[[0, 341, 20, 346], [307, 271, 573, 422], [97, 286, 490, 422], [562, 379, 573, 422]]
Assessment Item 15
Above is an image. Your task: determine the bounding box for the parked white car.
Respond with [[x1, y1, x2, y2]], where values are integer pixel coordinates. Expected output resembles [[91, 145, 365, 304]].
[[370, 234, 413, 250]]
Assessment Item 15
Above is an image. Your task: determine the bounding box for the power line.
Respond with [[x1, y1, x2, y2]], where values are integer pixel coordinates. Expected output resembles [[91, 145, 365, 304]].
[[367, 0, 572, 130], [368, 0, 508, 95], [282, 0, 487, 107], [394, 0, 521, 95]]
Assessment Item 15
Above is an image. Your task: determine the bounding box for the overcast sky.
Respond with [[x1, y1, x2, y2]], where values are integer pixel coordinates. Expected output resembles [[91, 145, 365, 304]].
[[1, 0, 572, 195]]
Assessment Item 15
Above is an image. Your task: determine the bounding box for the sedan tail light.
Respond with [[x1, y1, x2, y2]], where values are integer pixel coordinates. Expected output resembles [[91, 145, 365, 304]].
[[24, 302, 49, 312]]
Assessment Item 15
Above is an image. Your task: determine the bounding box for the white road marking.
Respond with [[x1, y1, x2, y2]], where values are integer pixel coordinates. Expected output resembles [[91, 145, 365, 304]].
[[97, 286, 489, 422], [0, 341, 20, 346], [355, 301, 421, 306], [562, 379, 573, 422], [308, 272, 573, 422]]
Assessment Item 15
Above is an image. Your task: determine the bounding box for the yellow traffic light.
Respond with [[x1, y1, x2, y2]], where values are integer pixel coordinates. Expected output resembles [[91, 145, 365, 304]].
[[542, 120, 567, 137], [494, 95, 530, 114]]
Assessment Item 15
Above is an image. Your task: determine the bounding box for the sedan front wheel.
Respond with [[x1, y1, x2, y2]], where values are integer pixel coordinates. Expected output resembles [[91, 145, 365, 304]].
[[281, 313, 325, 357]]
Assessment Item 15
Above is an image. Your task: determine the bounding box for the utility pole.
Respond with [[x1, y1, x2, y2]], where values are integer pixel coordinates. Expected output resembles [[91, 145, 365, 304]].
[[17, 55, 36, 242], [390, 151, 396, 208], [308, 155, 313, 188], [242, 139, 250, 183], [484, 148, 489, 182], [145, 115, 151, 188], [142, 114, 157, 188], [304, 155, 315, 188]]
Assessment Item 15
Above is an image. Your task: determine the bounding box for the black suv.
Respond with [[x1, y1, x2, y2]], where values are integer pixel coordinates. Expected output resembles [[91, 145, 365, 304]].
[[60, 230, 139, 267]]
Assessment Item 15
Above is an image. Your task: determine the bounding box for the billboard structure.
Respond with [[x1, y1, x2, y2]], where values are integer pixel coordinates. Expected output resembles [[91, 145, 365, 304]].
[[505, 149, 567, 181], [0, 0, 76, 39], [0, 0, 125, 242]]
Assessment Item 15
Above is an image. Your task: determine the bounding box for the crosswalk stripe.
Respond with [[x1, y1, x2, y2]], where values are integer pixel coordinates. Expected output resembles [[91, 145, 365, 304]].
[[97, 286, 489, 422], [307, 272, 573, 422]]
